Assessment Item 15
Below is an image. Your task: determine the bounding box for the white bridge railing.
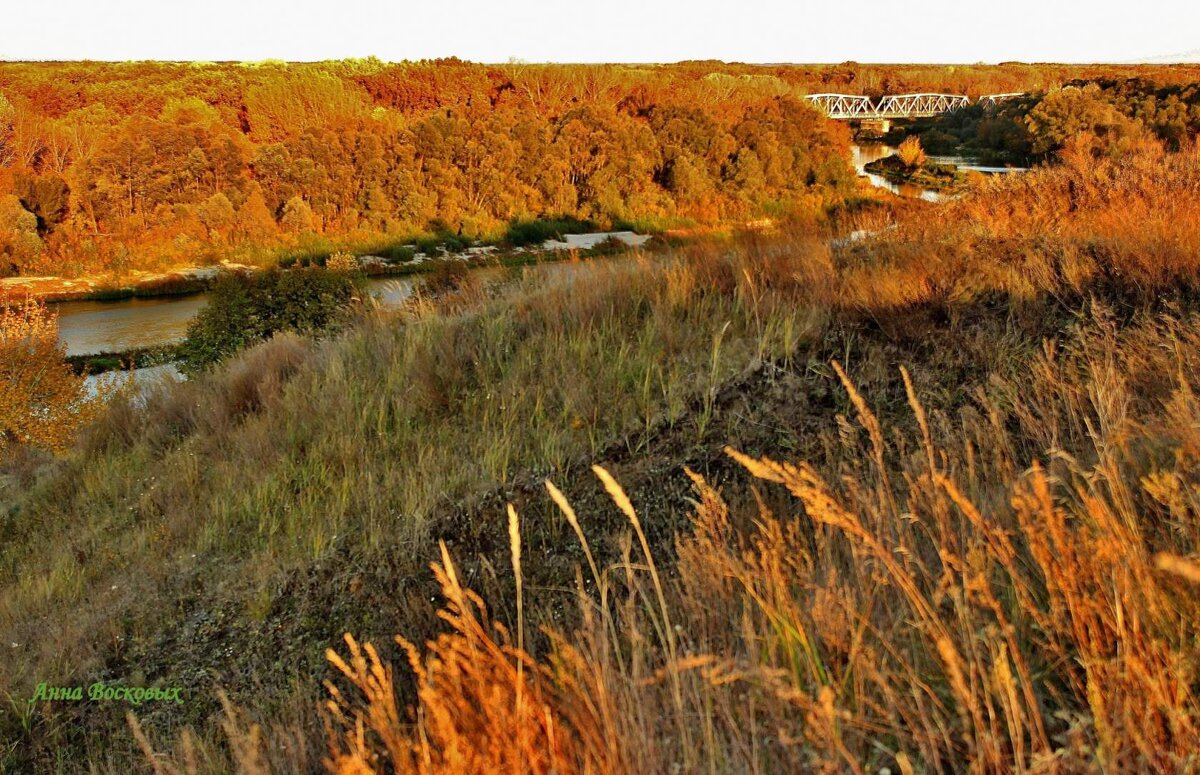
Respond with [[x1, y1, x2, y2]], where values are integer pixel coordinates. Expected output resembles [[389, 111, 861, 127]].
[[805, 92, 1024, 120], [978, 92, 1024, 109]]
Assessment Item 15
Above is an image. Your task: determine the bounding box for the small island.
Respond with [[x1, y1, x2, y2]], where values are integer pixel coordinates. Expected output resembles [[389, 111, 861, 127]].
[[864, 137, 968, 193]]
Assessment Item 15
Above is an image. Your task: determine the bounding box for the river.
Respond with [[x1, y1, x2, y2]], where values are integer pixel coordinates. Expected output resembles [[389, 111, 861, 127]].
[[58, 276, 416, 357], [74, 261, 613, 395], [65, 276, 416, 396], [62, 144, 1019, 385], [851, 143, 1027, 201]]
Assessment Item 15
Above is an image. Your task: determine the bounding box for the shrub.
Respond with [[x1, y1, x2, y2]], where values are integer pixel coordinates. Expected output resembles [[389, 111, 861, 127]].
[[422, 260, 472, 294], [504, 216, 596, 246], [414, 235, 442, 255], [178, 267, 362, 374], [324, 251, 358, 272], [441, 233, 470, 253], [0, 298, 104, 459], [919, 128, 959, 154], [896, 135, 927, 168], [379, 244, 416, 263], [414, 232, 471, 256]]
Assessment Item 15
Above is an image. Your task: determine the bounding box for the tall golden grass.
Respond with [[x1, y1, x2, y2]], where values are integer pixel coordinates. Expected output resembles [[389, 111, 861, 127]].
[[308, 313, 1200, 772], [8, 145, 1200, 772], [162, 312, 1200, 772]]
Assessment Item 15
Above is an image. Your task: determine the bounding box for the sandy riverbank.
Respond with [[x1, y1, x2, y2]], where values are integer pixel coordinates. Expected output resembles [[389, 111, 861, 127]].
[[1, 232, 659, 304]]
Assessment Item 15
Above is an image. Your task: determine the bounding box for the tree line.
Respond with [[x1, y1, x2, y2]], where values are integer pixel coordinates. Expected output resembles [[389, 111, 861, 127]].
[[906, 78, 1200, 163], [5, 60, 1200, 278], [0, 60, 870, 278]]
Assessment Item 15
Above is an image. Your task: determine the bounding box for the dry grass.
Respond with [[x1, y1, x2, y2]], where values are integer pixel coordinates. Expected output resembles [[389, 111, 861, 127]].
[[0, 230, 833, 769], [7, 145, 1200, 772], [833, 143, 1200, 316], [301, 311, 1200, 773]]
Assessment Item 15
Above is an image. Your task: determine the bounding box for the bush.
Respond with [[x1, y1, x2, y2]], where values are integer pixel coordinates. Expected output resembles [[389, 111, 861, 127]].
[[919, 128, 959, 154], [896, 136, 927, 168], [504, 216, 596, 247], [0, 299, 103, 458], [324, 251, 358, 272], [422, 260, 472, 294], [414, 235, 443, 255], [379, 244, 416, 263], [414, 232, 472, 256], [178, 267, 362, 374], [441, 233, 470, 253]]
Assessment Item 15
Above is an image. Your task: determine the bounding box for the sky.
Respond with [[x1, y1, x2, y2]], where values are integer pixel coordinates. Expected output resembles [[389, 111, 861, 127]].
[[2, 0, 1198, 64]]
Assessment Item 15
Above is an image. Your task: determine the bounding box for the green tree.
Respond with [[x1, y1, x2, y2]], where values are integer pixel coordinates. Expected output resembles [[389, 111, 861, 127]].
[[364, 185, 394, 231], [13, 172, 70, 234], [1025, 85, 1145, 157], [664, 152, 714, 213], [236, 185, 279, 242], [178, 267, 362, 373], [0, 92, 13, 167], [730, 148, 766, 201]]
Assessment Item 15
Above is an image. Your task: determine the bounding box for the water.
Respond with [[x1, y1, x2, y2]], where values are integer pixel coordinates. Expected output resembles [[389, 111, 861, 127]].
[[926, 154, 1029, 175], [55, 276, 415, 357], [364, 277, 416, 309], [84, 363, 183, 398], [52, 276, 415, 392], [55, 293, 210, 358], [53, 257, 623, 359], [850, 143, 1027, 202], [851, 143, 943, 202]]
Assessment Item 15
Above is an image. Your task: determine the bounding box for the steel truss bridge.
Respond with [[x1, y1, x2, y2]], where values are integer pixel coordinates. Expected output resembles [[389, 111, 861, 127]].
[[804, 92, 1022, 120]]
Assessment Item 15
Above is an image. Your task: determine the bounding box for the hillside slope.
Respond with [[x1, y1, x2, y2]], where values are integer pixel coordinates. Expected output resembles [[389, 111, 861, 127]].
[[4, 148, 1200, 771]]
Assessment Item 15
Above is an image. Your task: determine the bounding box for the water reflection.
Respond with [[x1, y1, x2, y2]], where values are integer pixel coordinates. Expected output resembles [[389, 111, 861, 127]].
[[926, 154, 1029, 175], [55, 276, 416, 357], [851, 143, 1028, 203], [365, 277, 416, 308], [56, 294, 209, 357], [850, 143, 943, 202]]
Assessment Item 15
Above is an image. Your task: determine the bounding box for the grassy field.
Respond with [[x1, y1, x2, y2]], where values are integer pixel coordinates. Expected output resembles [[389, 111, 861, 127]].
[[4, 145, 1200, 772]]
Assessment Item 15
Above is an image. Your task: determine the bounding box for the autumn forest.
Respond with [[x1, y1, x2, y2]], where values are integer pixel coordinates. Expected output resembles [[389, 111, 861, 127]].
[[5, 59, 1200, 279]]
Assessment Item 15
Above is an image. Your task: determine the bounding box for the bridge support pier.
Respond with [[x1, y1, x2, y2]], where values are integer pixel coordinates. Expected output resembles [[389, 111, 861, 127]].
[[851, 118, 890, 139]]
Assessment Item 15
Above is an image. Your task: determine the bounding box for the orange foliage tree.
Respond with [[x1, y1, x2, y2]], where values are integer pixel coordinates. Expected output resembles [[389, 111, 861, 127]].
[[0, 298, 102, 458]]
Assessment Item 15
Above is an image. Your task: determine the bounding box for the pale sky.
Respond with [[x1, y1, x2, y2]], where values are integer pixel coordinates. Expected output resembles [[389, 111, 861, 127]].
[[2, 0, 1198, 64]]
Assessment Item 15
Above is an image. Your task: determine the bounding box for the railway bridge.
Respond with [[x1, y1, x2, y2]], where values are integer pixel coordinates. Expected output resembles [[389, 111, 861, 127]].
[[804, 92, 1023, 131]]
